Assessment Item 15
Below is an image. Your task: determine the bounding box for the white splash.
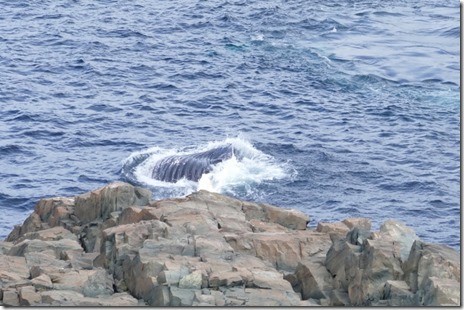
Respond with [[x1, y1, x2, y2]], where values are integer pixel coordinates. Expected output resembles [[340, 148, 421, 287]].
[[123, 136, 288, 197]]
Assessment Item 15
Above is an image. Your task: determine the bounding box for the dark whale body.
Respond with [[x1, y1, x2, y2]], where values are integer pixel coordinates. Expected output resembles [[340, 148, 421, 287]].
[[151, 144, 235, 183]]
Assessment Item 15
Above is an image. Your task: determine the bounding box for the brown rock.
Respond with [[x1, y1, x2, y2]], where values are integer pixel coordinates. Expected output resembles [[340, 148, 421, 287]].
[[250, 269, 293, 291], [19, 226, 77, 243], [227, 230, 331, 271], [316, 221, 350, 241], [244, 287, 301, 306], [74, 182, 151, 224], [0, 255, 30, 280], [294, 258, 333, 300], [62, 250, 99, 270], [40, 290, 85, 305], [350, 237, 404, 305], [25, 252, 70, 270], [403, 240, 460, 294], [35, 197, 75, 223], [6, 213, 42, 242], [209, 271, 243, 288], [325, 239, 361, 291], [342, 218, 372, 231], [118, 206, 158, 225], [31, 274, 53, 291], [19, 286, 41, 306], [249, 219, 288, 233], [194, 235, 234, 260], [8, 238, 83, 258], [262, 203, 309, 230], [48, 269, 113, 297]]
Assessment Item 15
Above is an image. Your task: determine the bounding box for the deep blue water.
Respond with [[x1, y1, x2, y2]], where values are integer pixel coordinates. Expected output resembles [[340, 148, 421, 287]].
[[0, 0, 460, 250]]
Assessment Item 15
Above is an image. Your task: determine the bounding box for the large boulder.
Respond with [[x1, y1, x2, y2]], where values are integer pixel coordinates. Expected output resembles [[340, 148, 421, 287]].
[[75, 182, 151, 224], [403, 240, 460, 305]]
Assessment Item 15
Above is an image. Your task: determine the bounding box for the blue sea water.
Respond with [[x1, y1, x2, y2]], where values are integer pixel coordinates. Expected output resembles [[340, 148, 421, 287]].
[[0, 0, 460, 250]]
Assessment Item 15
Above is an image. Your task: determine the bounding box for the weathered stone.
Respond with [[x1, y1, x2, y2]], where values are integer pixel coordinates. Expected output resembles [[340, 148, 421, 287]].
[[3, 289, 20, 306], [8, 238, 83, 258], [6, 213, 42, 242], [422, 277, 460, 306], [329, 289, 350, 306], [316, 221, 350, 241], [383, 280, 417, 306], [40, 290, 85, 305], [249, 219, 288, 233], [0, 241, 13, 254], [209, 271, 243, 288], [35, 197, 75, 223], [0, 255, 30, 280], [169, 287, 197, 306], [216, 216, 252, 233], [403, 240, 460, 294], [179, 270, 203, 289], [74, 182, 151, 224], [346, 227, 372, 246], [25, 252, 70, 269], [19, 286, 41, 306], [242, 201, 310, 230], [163, 208, 219, 236], [244, 288, 301, 306], [79, 222, 103, 253], [75, 292, 140, 306], [210, 290, 226, 306], [350, 237, 404, 305], [118, 206, 158, 225], [221, 287, 246, 306], [19, 226, 77, 243], [194, 290, 216, 305], [342, 218, 372, 231], [379, 219, 418, 262], [262, 203, 309, 230], [31, 274, 53, 291], [62, 250, 99, 270], [48, 269, 113, 297], [295, 258, 333, 300], [251, 269, 293, 291], [241, 201, 266, 221], [227, 231, 331, 271], [151, 285, 170, 306], [194, 235, 234, 260], [2, 183, 460, 307]]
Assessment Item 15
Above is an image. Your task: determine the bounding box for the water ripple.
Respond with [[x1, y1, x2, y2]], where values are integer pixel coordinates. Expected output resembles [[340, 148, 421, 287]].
[[0, 0, 459, 250]]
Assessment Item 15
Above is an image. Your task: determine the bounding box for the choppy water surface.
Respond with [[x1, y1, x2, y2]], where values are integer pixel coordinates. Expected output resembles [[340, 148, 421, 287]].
[[0, 0, 460, 249]]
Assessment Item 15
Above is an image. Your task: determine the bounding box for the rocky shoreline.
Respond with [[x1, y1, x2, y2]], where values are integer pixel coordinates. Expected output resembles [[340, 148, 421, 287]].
[[0, 182, 460, 306]]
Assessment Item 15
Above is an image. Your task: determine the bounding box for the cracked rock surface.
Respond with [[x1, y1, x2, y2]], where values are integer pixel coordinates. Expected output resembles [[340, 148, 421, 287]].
[[1, 182, 460, 306]]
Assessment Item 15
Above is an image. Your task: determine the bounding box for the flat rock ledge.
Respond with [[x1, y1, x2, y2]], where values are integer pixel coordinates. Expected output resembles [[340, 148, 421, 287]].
[[1, 182, 460, 306]]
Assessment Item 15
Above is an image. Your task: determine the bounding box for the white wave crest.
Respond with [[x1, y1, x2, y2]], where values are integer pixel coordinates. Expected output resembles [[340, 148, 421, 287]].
[[122, 136, 288, 198]]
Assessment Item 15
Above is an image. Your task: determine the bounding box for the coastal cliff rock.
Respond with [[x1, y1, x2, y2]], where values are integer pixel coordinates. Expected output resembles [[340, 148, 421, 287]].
[[1, 182, 460, 306]]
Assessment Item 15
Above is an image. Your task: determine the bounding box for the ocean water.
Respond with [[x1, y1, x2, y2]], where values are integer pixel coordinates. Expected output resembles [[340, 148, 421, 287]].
[[0, 0, 460, 250]]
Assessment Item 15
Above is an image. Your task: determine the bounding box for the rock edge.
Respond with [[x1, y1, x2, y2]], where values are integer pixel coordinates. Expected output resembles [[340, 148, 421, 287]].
[[0, 182, 460, 306]]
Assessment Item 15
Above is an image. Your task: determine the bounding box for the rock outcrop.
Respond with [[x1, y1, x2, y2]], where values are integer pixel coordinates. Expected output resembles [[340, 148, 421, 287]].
[[1, 182, 460, 306]]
